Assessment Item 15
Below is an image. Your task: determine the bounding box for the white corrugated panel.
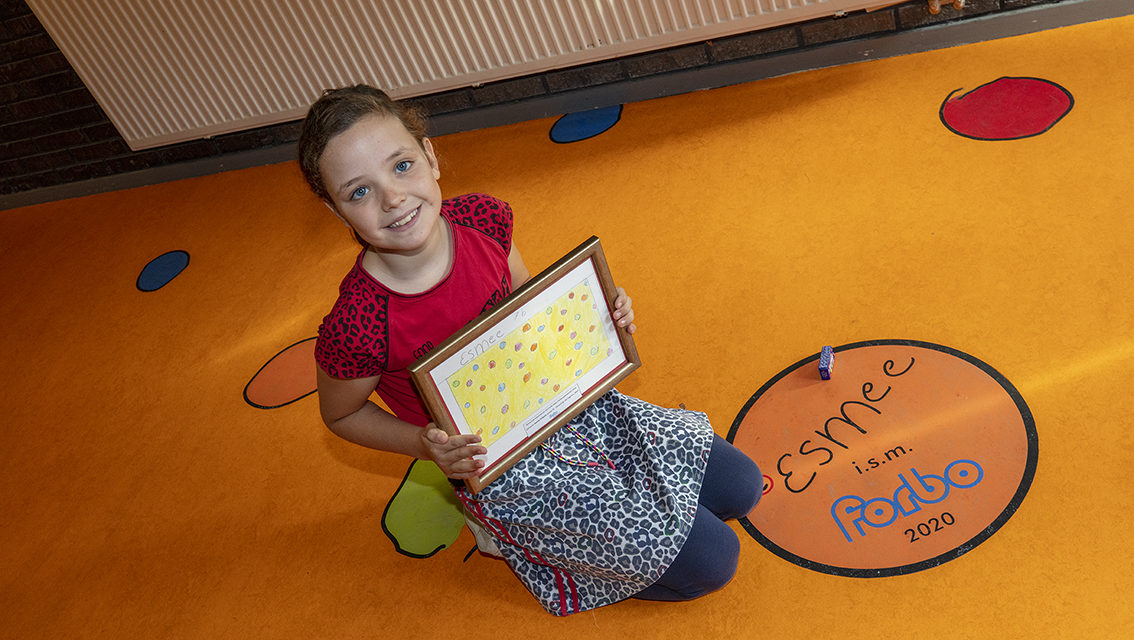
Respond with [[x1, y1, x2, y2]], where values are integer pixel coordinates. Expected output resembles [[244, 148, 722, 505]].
[[28, 0, 881, 150]]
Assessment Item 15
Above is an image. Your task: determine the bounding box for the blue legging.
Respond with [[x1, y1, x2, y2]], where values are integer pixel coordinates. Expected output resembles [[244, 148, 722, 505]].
[[633, 434, 762, 601]]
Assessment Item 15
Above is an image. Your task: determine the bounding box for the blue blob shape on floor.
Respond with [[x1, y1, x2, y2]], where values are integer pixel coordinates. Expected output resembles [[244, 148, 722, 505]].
[[137, 250, 190, 291], [550, 105, 623, 143]]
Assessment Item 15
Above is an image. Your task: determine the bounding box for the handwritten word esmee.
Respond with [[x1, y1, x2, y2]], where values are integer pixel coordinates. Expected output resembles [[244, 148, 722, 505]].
[[776, 356, 915, 494]]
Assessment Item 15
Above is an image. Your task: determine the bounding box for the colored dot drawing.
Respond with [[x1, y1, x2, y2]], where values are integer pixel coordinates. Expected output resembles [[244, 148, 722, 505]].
[[445, 280, 612, 447]]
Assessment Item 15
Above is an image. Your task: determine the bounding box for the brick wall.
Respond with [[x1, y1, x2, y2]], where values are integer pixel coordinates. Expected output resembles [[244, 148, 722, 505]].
[[0, 0, 1068, 203]]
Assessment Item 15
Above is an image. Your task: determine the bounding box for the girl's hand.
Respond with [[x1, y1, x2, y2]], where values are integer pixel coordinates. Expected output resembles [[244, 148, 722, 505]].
[[613, 287, 637, 334], [422, 425, 487, 479]]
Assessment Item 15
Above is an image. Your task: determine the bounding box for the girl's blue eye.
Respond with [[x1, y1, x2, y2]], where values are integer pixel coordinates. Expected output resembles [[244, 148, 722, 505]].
[[395, 160, 411, 173], [350, 186, 368, 200]]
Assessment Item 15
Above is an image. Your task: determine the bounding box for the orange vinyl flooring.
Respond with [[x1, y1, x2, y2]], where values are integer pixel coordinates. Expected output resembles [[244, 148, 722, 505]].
[[3, 14, 1133, 639]]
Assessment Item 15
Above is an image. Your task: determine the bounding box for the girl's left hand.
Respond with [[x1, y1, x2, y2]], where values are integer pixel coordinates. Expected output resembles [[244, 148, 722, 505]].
[[613, 287, 637, 334]]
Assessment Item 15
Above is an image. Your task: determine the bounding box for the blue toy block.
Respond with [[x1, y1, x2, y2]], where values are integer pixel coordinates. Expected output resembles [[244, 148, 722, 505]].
[[819, 345, 834, 380]]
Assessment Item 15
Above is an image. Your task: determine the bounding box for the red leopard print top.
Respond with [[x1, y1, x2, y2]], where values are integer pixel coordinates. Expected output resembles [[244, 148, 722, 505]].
[[315, 193, 514, 426]]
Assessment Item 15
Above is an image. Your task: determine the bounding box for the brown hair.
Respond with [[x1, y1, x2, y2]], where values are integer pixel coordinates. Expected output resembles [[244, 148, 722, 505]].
[[297, 85, 428, 203]]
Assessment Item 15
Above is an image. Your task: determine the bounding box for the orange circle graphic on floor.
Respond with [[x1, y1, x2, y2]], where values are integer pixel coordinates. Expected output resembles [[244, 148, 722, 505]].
[[728, 340, 1038, 577]]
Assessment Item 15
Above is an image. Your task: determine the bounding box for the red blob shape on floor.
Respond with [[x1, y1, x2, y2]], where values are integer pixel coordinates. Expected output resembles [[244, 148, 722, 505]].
[[940, 77, 1073, 140]]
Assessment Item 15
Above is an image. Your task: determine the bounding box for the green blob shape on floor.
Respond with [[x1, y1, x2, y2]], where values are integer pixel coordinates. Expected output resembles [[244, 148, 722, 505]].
[[381, 459, 465, 558]]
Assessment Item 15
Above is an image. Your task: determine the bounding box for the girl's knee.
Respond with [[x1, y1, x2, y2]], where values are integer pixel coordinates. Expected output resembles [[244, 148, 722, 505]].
[[702, 436, 764, 520], [708, 529, 741, 583], [682, 529, 740, 598], [635, 506, 743, 602], [738, 458, 763, 513]]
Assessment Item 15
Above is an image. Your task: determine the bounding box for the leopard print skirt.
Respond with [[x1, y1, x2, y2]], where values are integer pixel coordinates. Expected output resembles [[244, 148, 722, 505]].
[[457, 390, 714, 616]]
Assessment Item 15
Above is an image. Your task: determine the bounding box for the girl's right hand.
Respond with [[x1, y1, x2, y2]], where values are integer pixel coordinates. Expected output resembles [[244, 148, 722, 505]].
[[422, 425, 487, 479]]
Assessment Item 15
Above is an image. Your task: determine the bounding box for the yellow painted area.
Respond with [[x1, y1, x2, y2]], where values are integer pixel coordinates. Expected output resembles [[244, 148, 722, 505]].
[[448, 281, 611, 446], [2, 13, 1133, 640]]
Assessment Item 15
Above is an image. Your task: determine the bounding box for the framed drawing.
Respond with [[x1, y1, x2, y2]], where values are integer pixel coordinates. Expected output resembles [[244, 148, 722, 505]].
[[410, 236, 640, 493]]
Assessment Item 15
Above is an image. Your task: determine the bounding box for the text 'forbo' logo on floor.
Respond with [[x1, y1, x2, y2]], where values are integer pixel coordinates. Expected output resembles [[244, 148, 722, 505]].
[[727, 340, 1037, 577]]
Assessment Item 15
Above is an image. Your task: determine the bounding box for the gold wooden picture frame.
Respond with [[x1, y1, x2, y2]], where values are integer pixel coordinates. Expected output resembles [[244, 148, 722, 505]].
[[410, 236, 640, 493]]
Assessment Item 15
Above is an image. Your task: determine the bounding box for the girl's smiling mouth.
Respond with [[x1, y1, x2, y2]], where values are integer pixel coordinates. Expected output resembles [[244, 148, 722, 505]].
[[388, 207, 419, 229]]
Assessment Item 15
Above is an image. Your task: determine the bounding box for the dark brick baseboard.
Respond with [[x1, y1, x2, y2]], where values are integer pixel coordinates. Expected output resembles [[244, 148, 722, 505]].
[[1, 0, 1127, 210]]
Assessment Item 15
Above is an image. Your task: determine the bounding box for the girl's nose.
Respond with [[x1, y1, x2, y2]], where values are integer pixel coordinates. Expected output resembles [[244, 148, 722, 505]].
[[382, 188, 406, 211]]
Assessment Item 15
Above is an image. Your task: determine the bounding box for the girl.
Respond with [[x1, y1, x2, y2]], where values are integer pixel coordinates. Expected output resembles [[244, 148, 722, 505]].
[[299, 85, 762, 616]]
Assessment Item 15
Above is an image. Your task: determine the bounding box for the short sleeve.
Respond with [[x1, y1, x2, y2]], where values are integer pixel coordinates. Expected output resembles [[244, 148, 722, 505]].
[[313, 274, 389, 379], [444, 193, 512, 253], [314, 321, 384, 379]]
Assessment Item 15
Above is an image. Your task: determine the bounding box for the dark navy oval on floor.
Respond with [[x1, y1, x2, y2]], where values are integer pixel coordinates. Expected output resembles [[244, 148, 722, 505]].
[[137, 250, 190, 291], [549, 105, 623, 143]]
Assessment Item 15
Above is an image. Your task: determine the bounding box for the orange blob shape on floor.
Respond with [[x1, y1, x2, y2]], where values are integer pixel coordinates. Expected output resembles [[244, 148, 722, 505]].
[[244, 338, 318, 409]]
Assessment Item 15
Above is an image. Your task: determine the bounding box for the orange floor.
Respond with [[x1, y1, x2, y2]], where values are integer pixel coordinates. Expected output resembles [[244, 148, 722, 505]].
[[3, 14, 1133, 639]]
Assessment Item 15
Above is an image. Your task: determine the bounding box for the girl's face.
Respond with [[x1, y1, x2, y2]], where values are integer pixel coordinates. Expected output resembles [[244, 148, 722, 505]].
[[319, 113, 443, 255]]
